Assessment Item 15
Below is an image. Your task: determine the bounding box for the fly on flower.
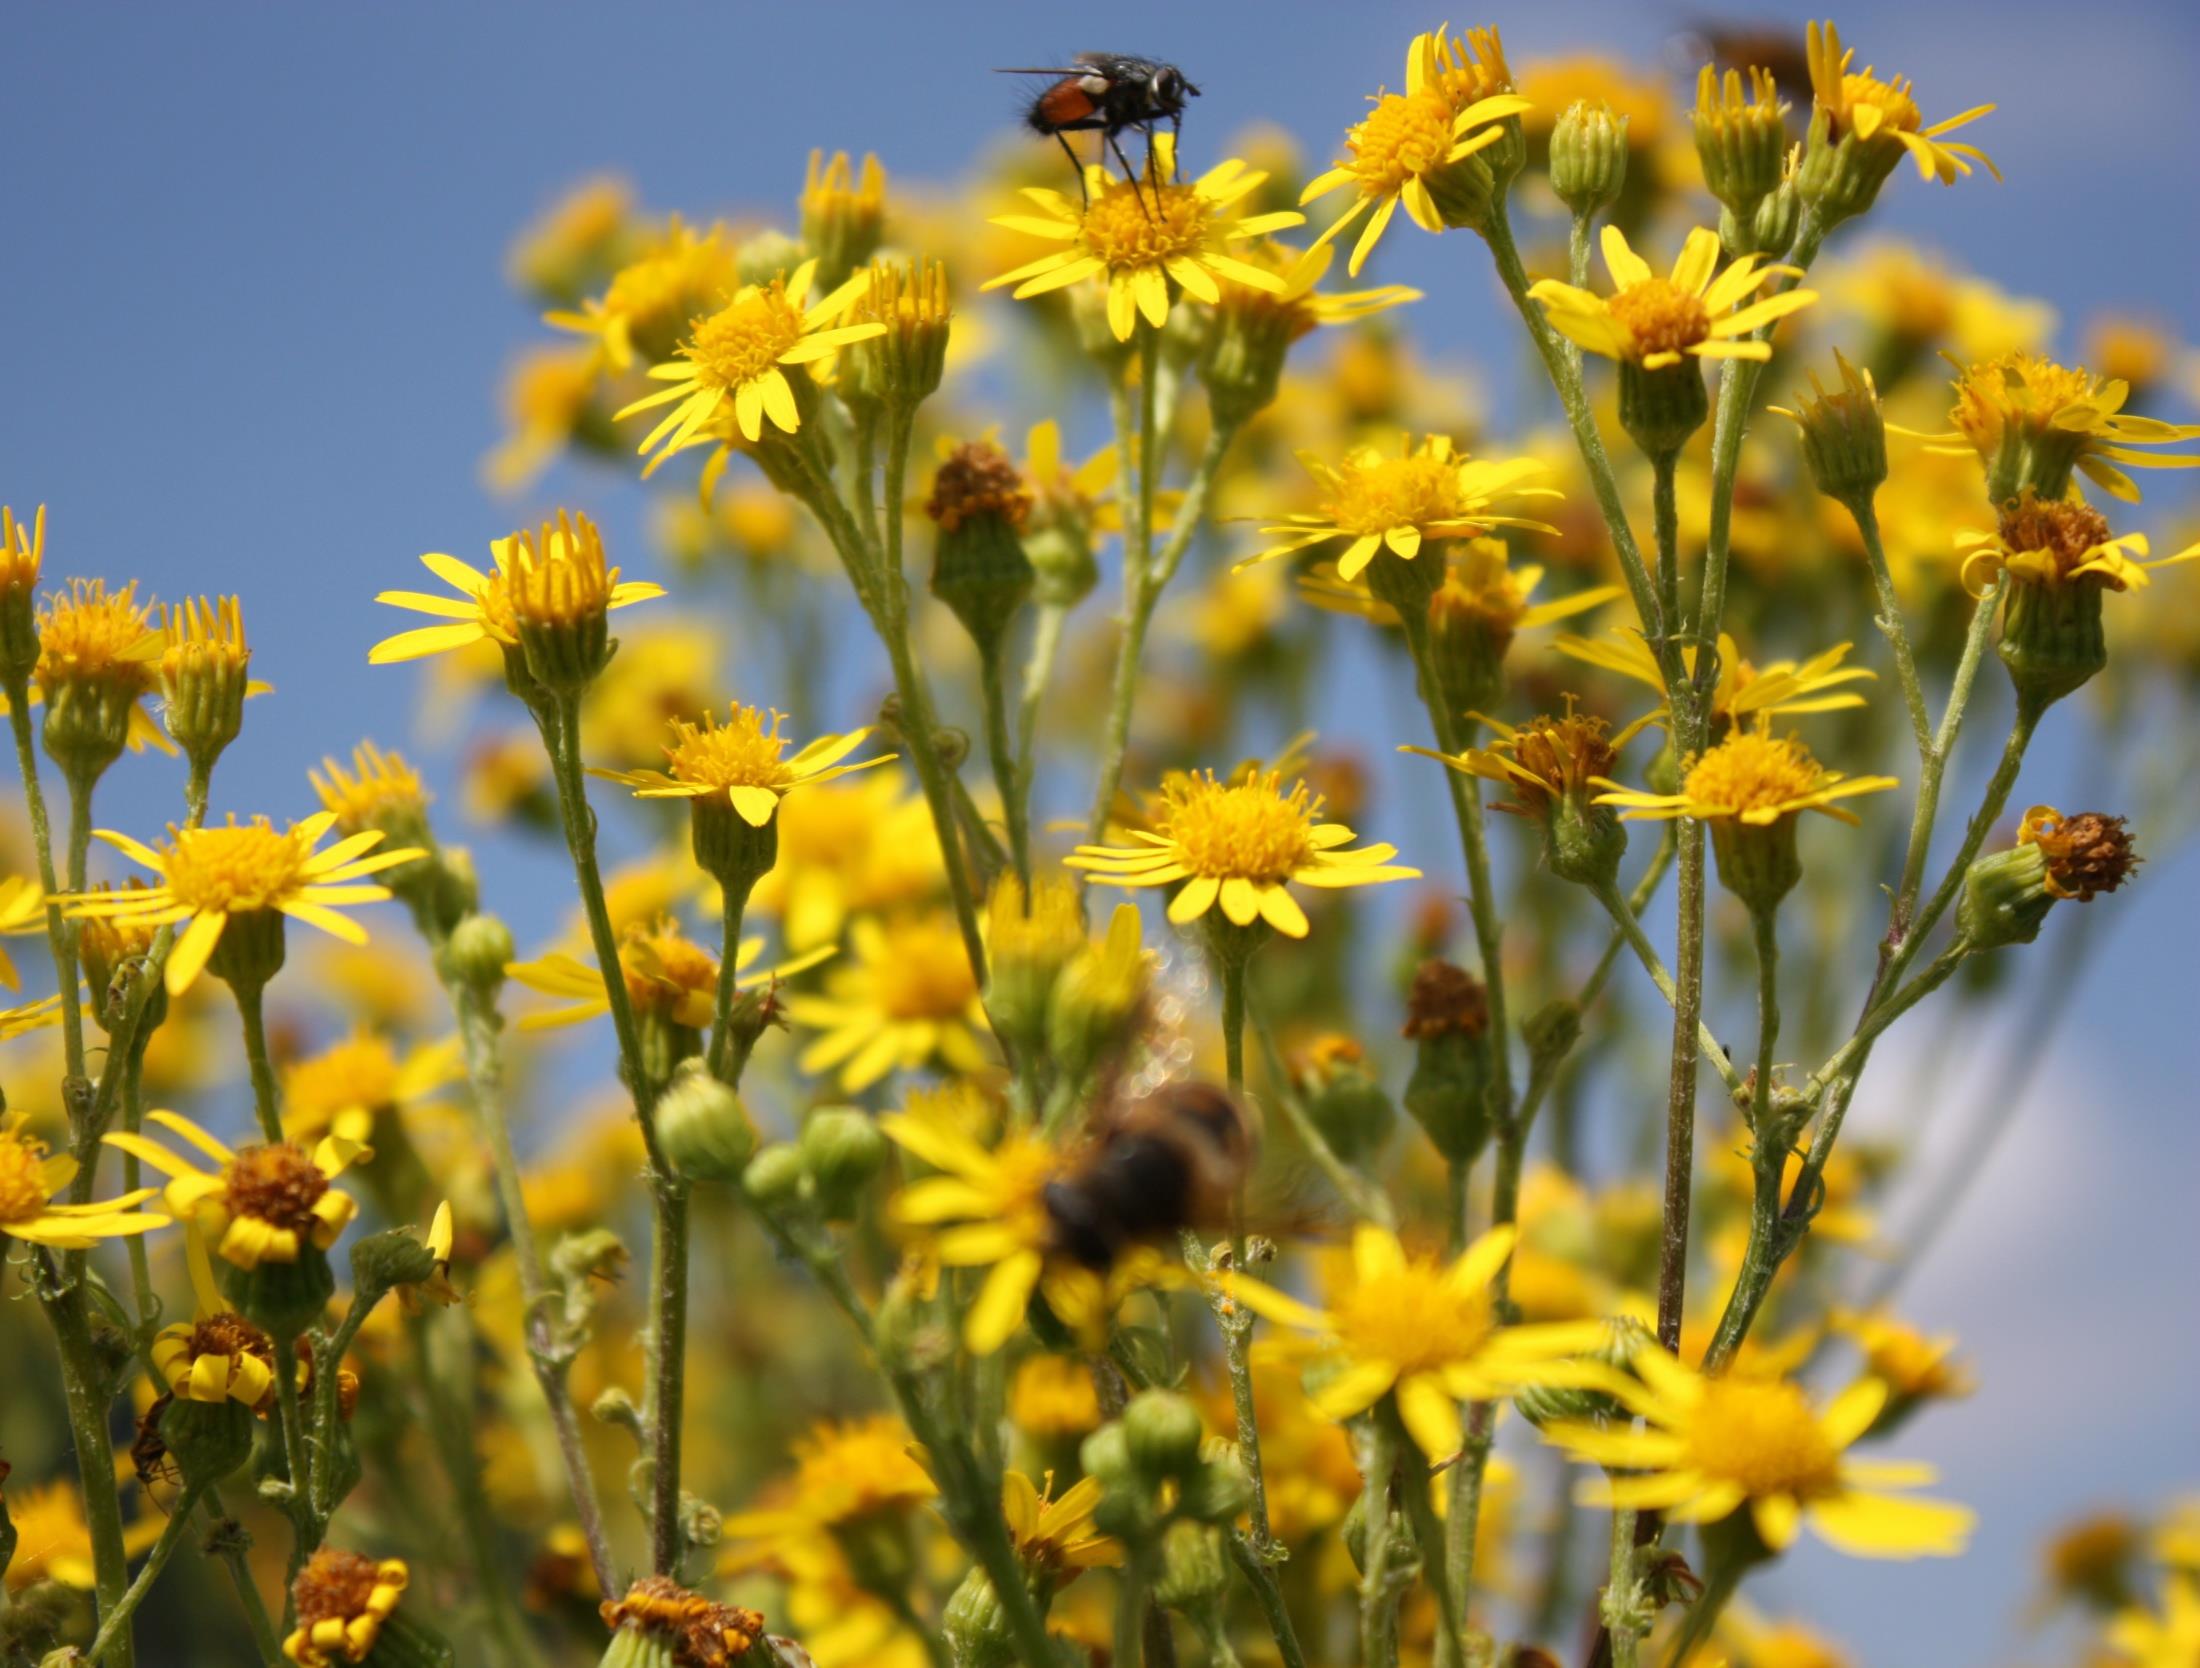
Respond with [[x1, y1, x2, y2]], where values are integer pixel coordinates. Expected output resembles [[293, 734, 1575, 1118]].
[[999, 53, 1202, 207]]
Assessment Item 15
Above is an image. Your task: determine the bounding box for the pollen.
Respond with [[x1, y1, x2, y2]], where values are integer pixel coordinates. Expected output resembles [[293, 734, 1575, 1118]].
[[685, 281, 807, 390], [870, 916, 980, 1020], [1079, 179, 1207, 269], [1328, 1251, 1497, 1376], [224, 1142, 331, 1234], [1325, 451, 1470, 537], [1156, 771, 1319, 884], [188, 1311, 272, 1366], [662, 705, 796, 791], [1682, 730, 1825, 816], [1607, 278, 1713, 359], [503, 511, 617, 629], [1681, 1379, 1843, 1497], [1344, 88, 1460, 195], [34, 579, 160, 691], [1950, 354, 2107, 451], [926, 442, 1032, 533], [0, 1116, 53, 1221], [311, 741, 430, 833], [163, 819, 315, 914], [1996, 493, 2113, 583], [2019, 806, 2140, 900], [601, 1576, 765, 1666]]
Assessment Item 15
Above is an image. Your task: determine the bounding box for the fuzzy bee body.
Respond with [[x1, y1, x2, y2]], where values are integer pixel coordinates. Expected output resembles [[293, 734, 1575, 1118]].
[[1043, 1081, 1254, 1270]]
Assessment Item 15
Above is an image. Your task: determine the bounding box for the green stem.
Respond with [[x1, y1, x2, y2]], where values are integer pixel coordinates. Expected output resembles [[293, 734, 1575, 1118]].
[[1651, 451, 1681, 667], [1587, 879, 1742, 1094], [86, 1481, 207, 1664], [1442, 1403, 1494, 1659], [1115, 1545, 1152, 1668], [1383, 1405, 1466, 1668], [6, 674, 86, 1082], [979, 645, 1029, 889], [233, 979, 285, 1143], [1014, 600, 1066, 837], [1601, 1504, 1643, 1668], [1886, 582, 2002, 954], [1357, 1416, 1400, 1668], [1662, 1555, 1744, 1667], [706, 878, 755, 1082], [38, 1258, 136, 1667], [271, 1325, 315, 1571], [648, 1174, 693, 1576], [1845, 496, 1933, 763], [1750, 906, 1780, 1134], [1220, 956, 1246, 1096], [202, 1484, 283, 1666]]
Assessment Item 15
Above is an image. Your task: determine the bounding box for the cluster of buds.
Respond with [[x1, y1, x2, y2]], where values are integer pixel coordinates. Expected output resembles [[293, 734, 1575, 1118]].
[[798, 148, 886, 294], [1080, 1390, 1253, 1547], [0, 504, 45, 682], [740, 1106, 887, 1223], [1961, 805, 2139, 950], [1692, 65, 1797, 258]]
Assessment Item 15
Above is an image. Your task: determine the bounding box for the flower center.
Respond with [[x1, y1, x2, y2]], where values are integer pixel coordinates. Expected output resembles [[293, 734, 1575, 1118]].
[[292, 1547, 383, 1629], [792, 1415, 938, 1523], [1506, 713, 1615, 800], [1079, 180, 1206, 270], [1608, 279, 1712, 360], [872, 919, 979, 1020], [1681, 1379, 1843, 1497], [622, 920, 719, 1018], [188, 1311, 271, 1364], [1329, 1260, 1496, 1377], [0, 1119, 53, 1222], [1996, 493, 2111, 581], [164, 821, 313, 914], [1951, 354, 2107, 449], [1682, 731, 1824, 815], [500, 512, 615, 629], [35, 580, 158, 690], [1346, 88, 1459, 193], [685, 282, 806, 390], [664, 705, 796, 790], [927, 443, 1032, 532], [1326, 453, 1466, 536], [224, 1142, 330, 1233], [1836, 71, 1922, 138], [1158, 773, 1318, 884], [602, 226, 736, 336], [2020, 807, 2139, 900]]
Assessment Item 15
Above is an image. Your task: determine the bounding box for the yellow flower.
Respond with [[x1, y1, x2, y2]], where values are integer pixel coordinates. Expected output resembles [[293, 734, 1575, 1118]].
[[484, 342, 602, 493], [0, 1108, 167, 1249], [1828, 1307, 1974, 1404], [783, 912, 989, 1090], [1301, 27, 1532, 274], [1956, 492, 2199, 596], [281, 1030, 464, 1147], [544, 213, 735, 369], [590, 704, 893, 827], [575, 622, 721, 768], [1529, 226, 1818, 368], [1805, 19, 1997, 186], [616, 258, 884, 456], [508, 174, 634, 298], [284, 1547, 411, 1668], [1242, 435, 1560, 581], [21, 578, 175, 756], [2110, 1577, 2200, 1668], [1067, 770, 1418, 939], [1224, 1223, 1610, 1459], [2, 501, 46, 597], [0, 873, 47, 990], [369, 510, 662, 665], [1010, 1355, 1104, 1441], [104, 1109, 362, 1271], [309, 741, 431, 838], [1424, 707, 1622, 820], [1554, 628, 1876, 743], [0, 992, 63, 1043], [1214, 240, 1421, 339], [62, 812, 425, 996], [720, 1414, 936, 1540], [1545, 1351, 1972, 1557], [1, 1479, 162, 1592], [153, 1226, 280, 1406], [985, 131, 1304, 341], [1594, 723, 1897, 826], [1004, 1470, 1122, 1580], [508, 915, 829, 1032], [1927, 352, 2200, 503]]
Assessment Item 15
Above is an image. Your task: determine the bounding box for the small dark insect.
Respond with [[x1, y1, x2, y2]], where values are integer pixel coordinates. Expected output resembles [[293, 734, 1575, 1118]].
[[132, 1392, 182, 1493], [1044, 1080, 1255, 1271], [1669, 21, 1813, 93], [997, 53, 1202, 209]]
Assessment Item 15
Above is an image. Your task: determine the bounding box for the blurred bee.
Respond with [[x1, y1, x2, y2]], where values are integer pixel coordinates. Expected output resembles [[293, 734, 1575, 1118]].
[[997, 53, 1202, 207], [1668, 21, 1812, 90], [1043, 1080, 1256, 1270]]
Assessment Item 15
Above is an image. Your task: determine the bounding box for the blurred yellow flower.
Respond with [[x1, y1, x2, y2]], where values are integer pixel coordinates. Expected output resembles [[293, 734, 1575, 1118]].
[[785, 912, 988, 1089], [0, 1108, 167, 1249]]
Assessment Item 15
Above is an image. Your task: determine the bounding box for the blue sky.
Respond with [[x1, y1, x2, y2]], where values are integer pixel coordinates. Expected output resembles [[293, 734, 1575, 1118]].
[[5, 3, 2197, 1659]]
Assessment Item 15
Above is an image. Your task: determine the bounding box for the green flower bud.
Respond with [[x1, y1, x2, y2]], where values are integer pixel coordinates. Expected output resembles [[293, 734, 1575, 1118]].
[[734, 229, 805, 290], [942, 1569, 1017, 1668], [1797, 101, 1902, 232], [925, 441, 1035, 662], [226, 1246, 335, 1340], [1153, 1521, 1229, 1611], [982, 874, 1086, 1059], [1961, 805, 2139, 949], [1514, 1315, 1652, 1428], [350, 1224, 441, 1295], [687, 793, 779, 897], [206, 905, 287, 995], [1619, 359, 1710, 460], [1692, 66, 1790, 218], [1291, 1037, 1396, 1165], [1079, 1423, 1137, 1492], [35, 580, 155, 790], [0, 503, 44, 682], [798, 1109, 886, 1219], [655, 1064, 756, 1184], [850, 257, 950, 412], [1719, 165, 1800, 261], [1123, 1390, 1205, 1482], [1777, 350, 1887, 504], [799, 150, 886, 296], [740, 1142, 809, 1210], [1176, 1449, 1254, 1526], [1708, 815, 1803, 913], [158, 597, 252, 779], [1402, 960, 1493, 1164], [1550, 100, 1629, 217], [440, 911, 515, 995], [159, 1393, 255, 1486]]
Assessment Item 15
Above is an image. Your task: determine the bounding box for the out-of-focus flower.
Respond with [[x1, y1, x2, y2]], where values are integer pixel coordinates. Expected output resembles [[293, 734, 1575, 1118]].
[[0, 1108, 167, 1249], [785, 912, 988, 1089]]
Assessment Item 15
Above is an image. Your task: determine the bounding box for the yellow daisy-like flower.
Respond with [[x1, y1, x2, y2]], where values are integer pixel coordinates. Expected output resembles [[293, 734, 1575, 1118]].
[[1209, 240, 1422, 340], [1066, 770, 1418, 939], [369, 510, 663, 666], [589, 704, 894, 828], [983, 131, 1305, 342], [880, 1102, 1187, 1355], [720, 1414, 936, 1541], [1594, 723, 1898, 827], [544, 213, 737, 370], [1299, 538, 1617, 659], [783, 912, 990, 1090], [2110, 1576, 2200, 1668], [1004, 1470, 1123, 1581], [1301, 26, 1533, 275], [1955, 492, 2200, 597], [281, 1030, 465, 1147], [508, 915, 830, 1033], [61, 812, 425, 997], [615, 258, 884, 457], [1924, 352, 2200, 502], [104, 1109, 363, 1272], [747, 773, 945, 952], [152, 1226, 280, 1406], [1828, 1307, 1975, 1405], [1224, 1223, 1610, 1459], [17, 577, 176, 757], [1, 1480, 162, 1593], [1530, 225, 1819, 368], [1543, 1352, 1973, 1558], [284, 1547, 411, 1668], [0, 1109, 167, 1249], [1554, 628, 1876, 744], [1805, 19, 1997, 186], [1241, 435, 1561, 582]]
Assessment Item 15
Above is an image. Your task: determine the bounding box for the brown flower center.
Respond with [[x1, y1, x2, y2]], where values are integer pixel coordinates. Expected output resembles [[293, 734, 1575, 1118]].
[[926, 442, 1031, 532], [292, 1547, 382, 1628], [1996, 493, 2112, 582], [224, 1143, 329, 1232], [601, 1576, 765, 1667], [1403, 959, 1489, 1039]]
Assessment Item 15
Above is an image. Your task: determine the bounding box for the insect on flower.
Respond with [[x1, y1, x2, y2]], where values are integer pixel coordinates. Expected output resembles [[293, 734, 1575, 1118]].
[[999, 52, 1202, 208]]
